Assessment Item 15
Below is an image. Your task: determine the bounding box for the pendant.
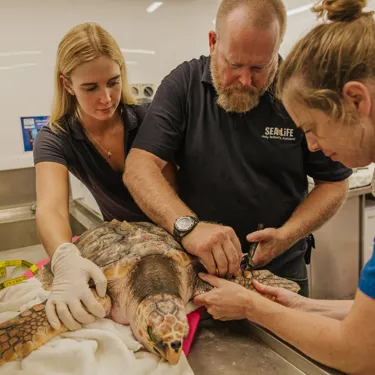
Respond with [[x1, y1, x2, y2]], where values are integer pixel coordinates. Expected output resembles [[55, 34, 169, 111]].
[[107, 151, 112, 158]]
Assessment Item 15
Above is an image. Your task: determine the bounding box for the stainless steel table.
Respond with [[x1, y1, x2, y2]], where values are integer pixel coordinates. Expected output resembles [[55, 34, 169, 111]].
[[188, 318, 345, 375]]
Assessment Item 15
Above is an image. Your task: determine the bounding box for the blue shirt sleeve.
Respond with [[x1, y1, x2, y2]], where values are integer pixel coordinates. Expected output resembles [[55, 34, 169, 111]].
[[359, 248, 375, 299]]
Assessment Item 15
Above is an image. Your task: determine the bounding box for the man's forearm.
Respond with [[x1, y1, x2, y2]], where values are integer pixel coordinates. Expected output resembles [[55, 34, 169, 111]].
[[280, 179, 349, 245], [298, 296, 353, 320], [124, 150, 195, 234]]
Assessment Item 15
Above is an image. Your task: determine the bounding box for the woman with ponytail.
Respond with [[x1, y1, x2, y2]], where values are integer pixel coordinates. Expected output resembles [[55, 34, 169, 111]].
[[194, 2, 375, 373]]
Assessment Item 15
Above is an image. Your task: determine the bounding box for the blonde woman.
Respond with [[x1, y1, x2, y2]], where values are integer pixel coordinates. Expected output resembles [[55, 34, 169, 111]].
[[34, 23, 175, 332], [194, 1, 375, 374]]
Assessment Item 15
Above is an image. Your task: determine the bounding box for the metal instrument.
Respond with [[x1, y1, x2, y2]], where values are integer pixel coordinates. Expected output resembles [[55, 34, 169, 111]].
[[241, 223, 264, 270]]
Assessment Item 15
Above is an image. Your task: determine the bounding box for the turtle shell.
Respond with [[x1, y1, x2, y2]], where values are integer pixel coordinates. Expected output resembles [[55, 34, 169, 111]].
[[36, 219, 192, 290]]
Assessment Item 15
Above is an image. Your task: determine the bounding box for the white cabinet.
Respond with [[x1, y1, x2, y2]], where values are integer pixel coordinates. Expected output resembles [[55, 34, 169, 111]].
[[310, 194, 360, 299]]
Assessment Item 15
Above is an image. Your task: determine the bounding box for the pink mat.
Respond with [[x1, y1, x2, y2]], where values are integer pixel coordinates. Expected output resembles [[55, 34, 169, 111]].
[[183, 307, 204, 355], [22, 235, 203, 356]]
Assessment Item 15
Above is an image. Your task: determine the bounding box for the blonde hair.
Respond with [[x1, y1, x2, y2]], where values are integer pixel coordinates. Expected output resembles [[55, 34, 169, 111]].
[[277, 0, 375, 122], [49, 22, 137, 132], [216, 0, 287, 40]]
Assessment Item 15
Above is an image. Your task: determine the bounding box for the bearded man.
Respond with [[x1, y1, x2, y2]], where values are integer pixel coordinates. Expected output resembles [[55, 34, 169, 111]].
[[123, 0, 351, 296]]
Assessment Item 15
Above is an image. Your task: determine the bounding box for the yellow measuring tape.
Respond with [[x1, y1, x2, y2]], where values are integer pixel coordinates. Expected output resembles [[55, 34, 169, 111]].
[[0, 260, 39, 290]]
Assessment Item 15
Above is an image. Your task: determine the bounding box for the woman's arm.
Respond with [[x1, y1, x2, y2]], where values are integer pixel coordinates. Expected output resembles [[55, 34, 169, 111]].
[[35, 161, 108, 331], [249, 289, 375, 374], [253, 280, 353, 320], [299, 298, 353, 320], [35, 162, 72, 257]]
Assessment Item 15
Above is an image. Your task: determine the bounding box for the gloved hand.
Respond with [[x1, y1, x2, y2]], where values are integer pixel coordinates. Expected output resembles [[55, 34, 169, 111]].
[[45, 243, 108, 331]]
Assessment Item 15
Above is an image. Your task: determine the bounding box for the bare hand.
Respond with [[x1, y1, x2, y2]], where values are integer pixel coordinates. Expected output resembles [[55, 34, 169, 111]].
[[252, 279, 303, 309], [193, 273, 252, 320], [181, 222, 242, 278], [246, 228, 291, 268]]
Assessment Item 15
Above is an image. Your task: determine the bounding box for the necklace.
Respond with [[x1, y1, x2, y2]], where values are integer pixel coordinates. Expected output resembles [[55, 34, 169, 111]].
[[83, 116, 118, 159]]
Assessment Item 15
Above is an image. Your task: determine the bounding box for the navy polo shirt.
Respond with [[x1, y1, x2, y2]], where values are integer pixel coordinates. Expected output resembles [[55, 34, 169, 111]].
[[33, 103, 150, 223], [132, 55, 352, 272]]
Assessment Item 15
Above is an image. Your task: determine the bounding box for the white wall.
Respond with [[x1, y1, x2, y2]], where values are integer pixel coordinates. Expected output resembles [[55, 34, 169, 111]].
[[0, 0, 219, 171], [1, 0, 373, 212]]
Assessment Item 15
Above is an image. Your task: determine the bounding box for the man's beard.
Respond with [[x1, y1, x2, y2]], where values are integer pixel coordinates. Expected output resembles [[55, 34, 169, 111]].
[[210, 53, 277, 113]]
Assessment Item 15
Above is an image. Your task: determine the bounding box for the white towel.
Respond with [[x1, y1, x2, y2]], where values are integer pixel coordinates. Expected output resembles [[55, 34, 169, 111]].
[[0, 278, 195, 375]]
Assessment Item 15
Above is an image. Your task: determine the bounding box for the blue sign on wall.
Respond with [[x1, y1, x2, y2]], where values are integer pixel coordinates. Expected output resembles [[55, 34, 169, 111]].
[[20, 116, 49, 151]]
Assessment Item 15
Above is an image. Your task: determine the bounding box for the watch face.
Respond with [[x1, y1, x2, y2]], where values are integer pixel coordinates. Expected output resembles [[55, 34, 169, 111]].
[[176, 217, 194, 231]]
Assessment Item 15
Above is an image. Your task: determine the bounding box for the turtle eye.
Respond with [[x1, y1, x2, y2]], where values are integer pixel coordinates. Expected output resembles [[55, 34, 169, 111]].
[[147, 326, 166, 352], [147, 325, 157, 343]]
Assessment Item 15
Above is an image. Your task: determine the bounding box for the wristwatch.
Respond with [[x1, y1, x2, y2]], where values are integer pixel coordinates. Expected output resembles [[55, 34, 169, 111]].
[[173, 216, 199, 244]]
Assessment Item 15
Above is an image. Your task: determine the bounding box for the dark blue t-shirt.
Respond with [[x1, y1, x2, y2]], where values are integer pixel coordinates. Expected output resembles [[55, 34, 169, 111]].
[[132, 55, 352, 273], [33, 103, 150, 223]]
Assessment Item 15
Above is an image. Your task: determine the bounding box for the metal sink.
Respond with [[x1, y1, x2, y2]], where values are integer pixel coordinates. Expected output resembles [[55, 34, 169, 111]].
[[0, 199, 103, 284], [0, 200, 102, 252], [0, 206, 40, 252]]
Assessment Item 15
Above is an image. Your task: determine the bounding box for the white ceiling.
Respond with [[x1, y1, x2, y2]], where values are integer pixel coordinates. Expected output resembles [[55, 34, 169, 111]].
[[66, 0, 322, 19], [127, 1, 319, 18], [138, 0, 315, 9]]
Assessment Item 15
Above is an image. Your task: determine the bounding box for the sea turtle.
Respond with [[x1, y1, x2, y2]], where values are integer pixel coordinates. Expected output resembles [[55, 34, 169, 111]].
[[0, 219, 300, 366]]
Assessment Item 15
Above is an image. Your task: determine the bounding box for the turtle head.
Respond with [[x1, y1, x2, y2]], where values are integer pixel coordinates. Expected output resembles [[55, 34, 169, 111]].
[[134, 294, 189, 365]]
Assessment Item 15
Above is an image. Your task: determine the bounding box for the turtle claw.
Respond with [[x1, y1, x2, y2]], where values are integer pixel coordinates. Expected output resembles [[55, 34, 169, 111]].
[[243, 270, 252, 278]]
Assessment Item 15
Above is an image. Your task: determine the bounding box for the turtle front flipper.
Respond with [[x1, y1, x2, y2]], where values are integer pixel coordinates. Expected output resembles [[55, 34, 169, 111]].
[[193, 269, 300, 296], [235, 269, 300, 294], [0, 302, 67, 366], [0, 291, 112, 366]]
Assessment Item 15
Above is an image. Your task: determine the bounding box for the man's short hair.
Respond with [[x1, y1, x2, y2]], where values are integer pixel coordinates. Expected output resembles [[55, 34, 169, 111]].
[[216, 0, 287, 40]]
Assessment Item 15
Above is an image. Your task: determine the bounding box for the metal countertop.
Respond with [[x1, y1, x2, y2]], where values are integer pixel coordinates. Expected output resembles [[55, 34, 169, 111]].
[[188, 318, 346, 375]]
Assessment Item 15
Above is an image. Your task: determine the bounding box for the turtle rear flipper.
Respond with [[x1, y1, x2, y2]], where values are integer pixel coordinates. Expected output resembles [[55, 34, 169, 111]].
[[0, 302, 67, 365], [193, 269, 300, 296]]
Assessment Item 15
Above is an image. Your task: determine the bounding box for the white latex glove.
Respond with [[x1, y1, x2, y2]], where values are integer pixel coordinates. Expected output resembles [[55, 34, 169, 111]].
[[45, 243, 107, 331]]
